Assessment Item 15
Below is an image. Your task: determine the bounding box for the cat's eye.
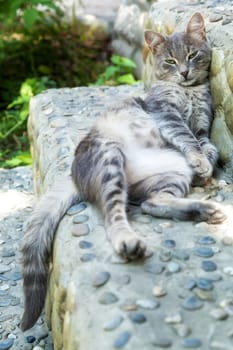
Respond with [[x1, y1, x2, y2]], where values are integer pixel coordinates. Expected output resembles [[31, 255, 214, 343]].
[[165, 59, 177, 65], [188, 51, 198, 60]]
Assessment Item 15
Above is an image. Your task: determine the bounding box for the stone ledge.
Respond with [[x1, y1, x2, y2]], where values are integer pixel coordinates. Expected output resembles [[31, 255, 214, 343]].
[[29, 84, 233, 350]]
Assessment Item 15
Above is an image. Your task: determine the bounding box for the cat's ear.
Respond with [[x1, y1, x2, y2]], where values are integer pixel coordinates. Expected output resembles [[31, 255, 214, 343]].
[[144, 30, 165, 53], [186, 12, 206, 40]]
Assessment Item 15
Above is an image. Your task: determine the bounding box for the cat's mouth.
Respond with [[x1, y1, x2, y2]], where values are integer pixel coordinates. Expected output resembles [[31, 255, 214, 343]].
[[180, 77, 196, 87]]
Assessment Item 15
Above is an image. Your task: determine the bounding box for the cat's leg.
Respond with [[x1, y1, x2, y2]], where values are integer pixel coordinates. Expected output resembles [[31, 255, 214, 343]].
[[197, 136, 218, 166], [72, 135, 148, 260], [142, 193, 226, 224], [127, 148, 226, 223], [140, 170, 226, 224]]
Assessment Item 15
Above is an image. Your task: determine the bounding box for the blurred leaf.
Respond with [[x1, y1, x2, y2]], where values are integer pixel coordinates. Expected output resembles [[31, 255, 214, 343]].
[[111, 55, 136, 68], [3, 152, 32, 168], [117, 74, 137, 85], [23, 8, 39, 29], [38, 64, 51, 74]]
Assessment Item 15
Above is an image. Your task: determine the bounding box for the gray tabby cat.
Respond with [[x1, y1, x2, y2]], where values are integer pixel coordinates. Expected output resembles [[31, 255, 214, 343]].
[[21, 12, 226, 331]]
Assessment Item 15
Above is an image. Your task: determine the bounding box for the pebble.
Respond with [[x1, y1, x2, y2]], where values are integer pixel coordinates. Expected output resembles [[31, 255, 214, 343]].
[[153, 226, 163, 234], [1, 251, 15, 258], [72, 223, 90, 237], [114, 331, 131, 349], [0, 276, 9, 281], [152, 286, 167, 297], [221, 236, 233, 246], [80, 253, 96, 262], [209, 13, 223, 22], [162, 239, 176, 248], [67, 202, 87, 215], [92, 271, 111, 287], [72, 214, 89, 224], [0, 339, 14, 350], [79, 240, 93, 249], [37, 332, 49, 342], [212, 246, 221, 254], [182, 337, 202, 348], [196, 278, 214, 291], [164, 313, 182, 324], [116, 275, 131, 285], [99, 292, 119, 305], [26, 336, 36, 344], [152, 337, 172, 348], [172, 249, 190, 261], [183, 279, 196, 290], [136, 299, 160, 310], [182, 296, 203, 310], [194, 247, 214, 258], [159, 222, 173, 228], [103, 316, 124, 331], [129, 312, 146, 324], [194, 288, 215, 301], [0, 266, 11, 274], [223, 266, 233, 276], [210, 308, 228, 320], [167, 262, 181, 273], [201, 260, 217, 272], [214, 192, 225, 202], [121, 303, 137, 311], [159, 250, 172, 262], [10, 297, 21, 306], [0, 285, 10, 291], [173, 324, 191, 337], [10, 271, 22, 281], [145, 263, 164, 275], [197, 236, 216, 245], [0, 300, 11, 307]]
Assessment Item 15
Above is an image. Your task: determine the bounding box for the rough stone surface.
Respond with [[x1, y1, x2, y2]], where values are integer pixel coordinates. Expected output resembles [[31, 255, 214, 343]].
[[0, 167, 53, 350], [28, 82, 233, 350], [24, 1, 233, 349]]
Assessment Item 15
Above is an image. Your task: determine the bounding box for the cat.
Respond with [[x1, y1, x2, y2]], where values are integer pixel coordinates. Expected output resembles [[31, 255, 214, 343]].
[[21, 12, 226, 331]]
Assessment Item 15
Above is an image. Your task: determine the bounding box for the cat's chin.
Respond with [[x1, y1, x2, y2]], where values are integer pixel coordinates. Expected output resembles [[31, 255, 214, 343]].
[[179, 78, 197, 87]]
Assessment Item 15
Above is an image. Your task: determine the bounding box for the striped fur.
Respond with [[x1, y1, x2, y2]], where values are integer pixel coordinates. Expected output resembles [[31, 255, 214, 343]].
[[21, 12, 226, 331]]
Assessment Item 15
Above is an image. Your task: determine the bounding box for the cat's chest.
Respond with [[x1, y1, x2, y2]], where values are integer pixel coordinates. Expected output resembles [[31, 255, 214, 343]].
[[184, 85, 210, 122]]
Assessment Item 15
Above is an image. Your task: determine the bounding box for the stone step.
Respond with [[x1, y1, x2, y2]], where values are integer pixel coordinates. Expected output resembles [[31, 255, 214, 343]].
[[29, 84, 233, 350]]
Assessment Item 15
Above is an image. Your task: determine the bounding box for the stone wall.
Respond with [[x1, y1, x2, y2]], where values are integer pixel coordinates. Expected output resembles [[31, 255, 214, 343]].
[[29, 85, 233, 350], [27, 1, 233, 349]]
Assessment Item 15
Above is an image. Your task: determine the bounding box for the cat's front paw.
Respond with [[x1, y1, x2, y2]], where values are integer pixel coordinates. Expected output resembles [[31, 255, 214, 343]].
[[188, 152, 213, 178], [111, 231, 151, 260], [201, 142, 218, 165]]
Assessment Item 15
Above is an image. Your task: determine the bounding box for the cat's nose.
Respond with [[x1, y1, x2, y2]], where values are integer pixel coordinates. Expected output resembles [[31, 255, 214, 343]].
[[180, 70, 189, 79]]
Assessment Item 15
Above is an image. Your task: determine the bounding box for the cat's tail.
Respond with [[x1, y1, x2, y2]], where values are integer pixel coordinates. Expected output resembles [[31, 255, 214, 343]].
[[21, 176, 79, 331]]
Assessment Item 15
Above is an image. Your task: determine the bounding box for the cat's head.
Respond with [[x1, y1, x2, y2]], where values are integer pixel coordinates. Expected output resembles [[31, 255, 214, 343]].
[[144, 13, 211, 86]]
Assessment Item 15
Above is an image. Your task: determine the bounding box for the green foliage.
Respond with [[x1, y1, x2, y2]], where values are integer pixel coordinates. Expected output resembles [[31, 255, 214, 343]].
[[0, 0, 112, 168], [94, 55, 139, 86], [0, 76, 56, 167], [0, 1, 139, 168]]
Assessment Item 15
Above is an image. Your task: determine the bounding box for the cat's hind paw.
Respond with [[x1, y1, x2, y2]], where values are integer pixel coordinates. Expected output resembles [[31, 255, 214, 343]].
[[192, 201, 227, 224], [112, 232, 151, 260]]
